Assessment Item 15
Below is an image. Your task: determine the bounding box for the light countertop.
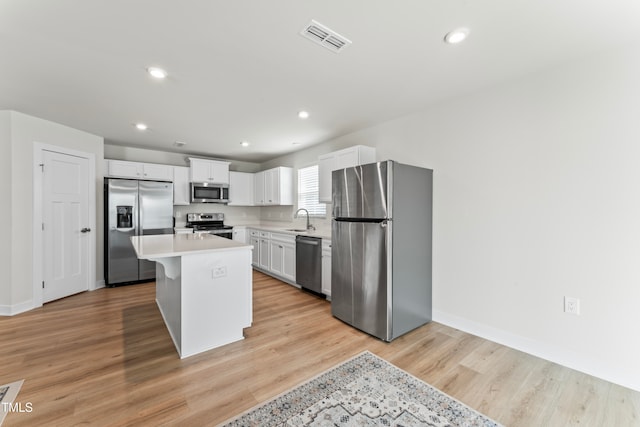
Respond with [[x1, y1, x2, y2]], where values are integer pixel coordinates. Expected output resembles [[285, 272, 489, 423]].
[[131, 233, 251, 259], [230, 224, 331, 240]]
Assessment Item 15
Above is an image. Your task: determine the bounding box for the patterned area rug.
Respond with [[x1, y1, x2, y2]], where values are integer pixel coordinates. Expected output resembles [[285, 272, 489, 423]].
[[0, 379, 24, 426], [220, 351, 502, 426]]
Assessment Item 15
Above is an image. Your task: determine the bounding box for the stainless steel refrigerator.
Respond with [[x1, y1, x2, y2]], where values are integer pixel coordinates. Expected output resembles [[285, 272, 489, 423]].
[[331, 160, 433, 341], [105, 178, 174, 286]]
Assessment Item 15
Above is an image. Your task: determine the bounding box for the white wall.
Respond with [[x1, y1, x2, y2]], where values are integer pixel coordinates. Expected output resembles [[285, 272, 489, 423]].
[[0, 111, 104, 313], [261, 42, 640, 391], [0, 112, 13, 309]]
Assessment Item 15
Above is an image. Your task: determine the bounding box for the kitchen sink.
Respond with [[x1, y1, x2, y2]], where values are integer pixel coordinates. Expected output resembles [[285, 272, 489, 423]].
[[285, 228, 308, 232]]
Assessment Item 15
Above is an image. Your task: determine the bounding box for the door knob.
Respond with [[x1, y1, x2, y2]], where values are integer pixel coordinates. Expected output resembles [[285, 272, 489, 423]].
[[81, 227, 91, 233]]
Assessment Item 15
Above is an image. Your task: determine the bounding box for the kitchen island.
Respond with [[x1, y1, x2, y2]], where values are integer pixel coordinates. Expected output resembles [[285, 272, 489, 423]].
[[131, 233, 253, 358]]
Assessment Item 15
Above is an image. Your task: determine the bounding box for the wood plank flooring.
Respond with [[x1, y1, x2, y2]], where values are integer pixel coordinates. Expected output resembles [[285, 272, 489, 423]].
[[1, 270, 638, 426]]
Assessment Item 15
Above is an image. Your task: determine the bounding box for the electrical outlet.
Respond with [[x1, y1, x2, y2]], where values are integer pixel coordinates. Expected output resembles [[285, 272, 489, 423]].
[[212, 266, 227, 278], [564, 297, 580, 315]]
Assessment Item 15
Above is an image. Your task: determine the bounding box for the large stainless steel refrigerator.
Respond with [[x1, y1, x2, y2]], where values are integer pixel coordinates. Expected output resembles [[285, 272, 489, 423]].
[[105, 178, 174, 286], [331, 160, 433, 341]]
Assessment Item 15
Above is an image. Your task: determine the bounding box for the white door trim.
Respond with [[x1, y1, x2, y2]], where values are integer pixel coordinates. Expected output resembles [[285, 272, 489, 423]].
[[33, 143, 96, 308]]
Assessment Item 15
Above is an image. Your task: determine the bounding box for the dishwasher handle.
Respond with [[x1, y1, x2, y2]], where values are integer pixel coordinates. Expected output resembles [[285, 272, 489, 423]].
[[297, 239, 319, 246]]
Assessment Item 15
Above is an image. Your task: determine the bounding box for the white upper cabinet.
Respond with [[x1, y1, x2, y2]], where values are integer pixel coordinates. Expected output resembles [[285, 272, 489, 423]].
[[228, 171, 254, 206], [254, 171, 265, 206], [318, 145, 376, 203], [189, 158, 230, 184], [254, 167, 293, 206], [142, 162, 174, 181], [106, 159, 173, 181], [173, 166, 190, 205]]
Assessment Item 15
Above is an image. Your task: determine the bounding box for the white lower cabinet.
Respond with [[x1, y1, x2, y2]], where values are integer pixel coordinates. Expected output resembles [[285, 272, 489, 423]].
[[269, 233, 295, 283], [250, 235, 260, 266], [248, 228, 296, 284], [232, 227, 247, 243], [321, 239, 332, 297], [258, 232, 270, 271]]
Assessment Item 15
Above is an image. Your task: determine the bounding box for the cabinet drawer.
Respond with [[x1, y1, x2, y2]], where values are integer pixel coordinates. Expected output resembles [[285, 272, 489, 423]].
[[259, 231, 270, 238], [271, 232, 295, 244]]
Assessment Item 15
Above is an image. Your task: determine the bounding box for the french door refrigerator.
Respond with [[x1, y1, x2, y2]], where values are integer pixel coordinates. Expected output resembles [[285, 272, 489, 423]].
[[105, 178, 174, 286], [331, 160, 433, 341]]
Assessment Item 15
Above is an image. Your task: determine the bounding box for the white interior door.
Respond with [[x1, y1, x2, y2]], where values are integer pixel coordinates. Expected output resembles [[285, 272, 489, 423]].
[[42, 150, 90, 302]]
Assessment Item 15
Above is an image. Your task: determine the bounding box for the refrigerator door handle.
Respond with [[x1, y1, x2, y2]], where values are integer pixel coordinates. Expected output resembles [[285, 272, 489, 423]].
[[297, 239, 319, 246], [137, 191, 142, 236]]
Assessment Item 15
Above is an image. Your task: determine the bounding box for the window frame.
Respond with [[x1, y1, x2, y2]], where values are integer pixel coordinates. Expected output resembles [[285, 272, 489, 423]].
[[296, 163, 326, 218]]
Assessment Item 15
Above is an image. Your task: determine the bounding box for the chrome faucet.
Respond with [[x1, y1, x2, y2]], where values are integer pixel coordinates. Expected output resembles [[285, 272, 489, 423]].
[[295, 208, 315, 231]]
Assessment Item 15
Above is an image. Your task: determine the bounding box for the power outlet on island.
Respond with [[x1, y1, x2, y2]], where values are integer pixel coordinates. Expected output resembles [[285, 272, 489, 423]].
[[212, 266, 227, 278], [564, 297, 580, 315]]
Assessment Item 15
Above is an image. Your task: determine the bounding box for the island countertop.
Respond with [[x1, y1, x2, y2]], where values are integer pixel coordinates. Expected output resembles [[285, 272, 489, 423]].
[[131, 233, 252, 259]]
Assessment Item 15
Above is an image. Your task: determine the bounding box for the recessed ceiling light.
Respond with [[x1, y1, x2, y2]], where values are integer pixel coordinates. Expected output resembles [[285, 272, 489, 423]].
[[174, 141, 186, 147], [240, 141, 250, 147], [135, 123, 148, 131], [444, 28, 469, 44], [298, 111, 309, 119], [147, 67, 167, 79]]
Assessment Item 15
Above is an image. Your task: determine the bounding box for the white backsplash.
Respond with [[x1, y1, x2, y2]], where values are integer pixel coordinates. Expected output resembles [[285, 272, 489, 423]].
[[174, 203, 332, 236], [173, 204, 261, 227]]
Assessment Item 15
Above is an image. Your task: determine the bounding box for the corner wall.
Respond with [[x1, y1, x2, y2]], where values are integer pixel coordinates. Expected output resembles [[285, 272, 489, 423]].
[[3, 111, 104, 312], [0, 112, 13, 310], [261, 41, 640, 391]]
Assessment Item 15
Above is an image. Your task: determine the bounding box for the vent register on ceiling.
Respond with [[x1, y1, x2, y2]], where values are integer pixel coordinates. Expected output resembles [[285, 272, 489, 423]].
[[300, 20, 352, 53]]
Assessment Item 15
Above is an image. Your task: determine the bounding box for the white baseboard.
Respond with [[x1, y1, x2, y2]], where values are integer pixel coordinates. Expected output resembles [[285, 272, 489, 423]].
[[93, 279, 105, 290], [432, 309, 639, 392], [0, 300, 34, 316]]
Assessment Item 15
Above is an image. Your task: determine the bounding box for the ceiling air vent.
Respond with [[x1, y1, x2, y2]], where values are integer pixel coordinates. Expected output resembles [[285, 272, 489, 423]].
[[300, 20, 352, 53]]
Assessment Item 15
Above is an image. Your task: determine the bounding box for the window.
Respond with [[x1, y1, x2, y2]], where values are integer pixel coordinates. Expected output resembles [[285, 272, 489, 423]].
[[297, 165, 326, 217]]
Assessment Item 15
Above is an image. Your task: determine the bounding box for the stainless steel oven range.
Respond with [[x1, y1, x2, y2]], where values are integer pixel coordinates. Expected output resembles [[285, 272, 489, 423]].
[[185, 213, 233, 239]]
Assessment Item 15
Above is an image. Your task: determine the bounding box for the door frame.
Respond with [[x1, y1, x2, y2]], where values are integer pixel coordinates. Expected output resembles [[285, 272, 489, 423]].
[[32, 142, 97, 308]]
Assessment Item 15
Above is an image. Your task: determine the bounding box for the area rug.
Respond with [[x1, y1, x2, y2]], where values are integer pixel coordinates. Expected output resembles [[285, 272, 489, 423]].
[[0, 379, 25, 426], [219, 351, 502, 426]]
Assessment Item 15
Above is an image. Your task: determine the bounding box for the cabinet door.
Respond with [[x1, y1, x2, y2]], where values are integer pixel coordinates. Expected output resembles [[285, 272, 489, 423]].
[[269, 241, 284, 276], [259, 237, 270, 270], [282, 242, 296, 282], [254, 171, 265, 205], [318, 154, 335, 203], [142, 163, 173, 181], [228, 171, 254, 206], [250, 237, 260, 266], [107, 160, 143, 178], [173, 166, 190, 205], [210, 162, 230, 184], [189, 159, 211, 182], [264, 169, 279, 205], [232, 227, 247, 243], [322, 246, 332, 296], [335, 148, 360, 170], [277, 167, 293, 205]]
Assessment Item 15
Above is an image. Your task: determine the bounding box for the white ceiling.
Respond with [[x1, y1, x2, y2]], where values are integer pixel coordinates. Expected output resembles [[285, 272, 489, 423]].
[[2, 1, 640, 163]]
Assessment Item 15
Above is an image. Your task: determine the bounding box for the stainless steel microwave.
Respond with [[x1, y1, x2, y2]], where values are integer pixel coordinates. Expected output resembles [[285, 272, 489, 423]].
[[190, 183, 229, 204]]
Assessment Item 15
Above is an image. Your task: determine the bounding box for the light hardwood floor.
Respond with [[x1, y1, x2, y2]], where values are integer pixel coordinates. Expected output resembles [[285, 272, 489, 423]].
[[1, 271, 638, 426]]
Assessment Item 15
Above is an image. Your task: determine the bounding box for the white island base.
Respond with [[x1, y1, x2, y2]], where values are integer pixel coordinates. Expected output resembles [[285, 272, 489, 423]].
[[131, 234, 252, 358]]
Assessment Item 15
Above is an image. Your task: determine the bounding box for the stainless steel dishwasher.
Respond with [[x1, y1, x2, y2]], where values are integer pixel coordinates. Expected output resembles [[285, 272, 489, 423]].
[[295, 235, 322, 294]]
